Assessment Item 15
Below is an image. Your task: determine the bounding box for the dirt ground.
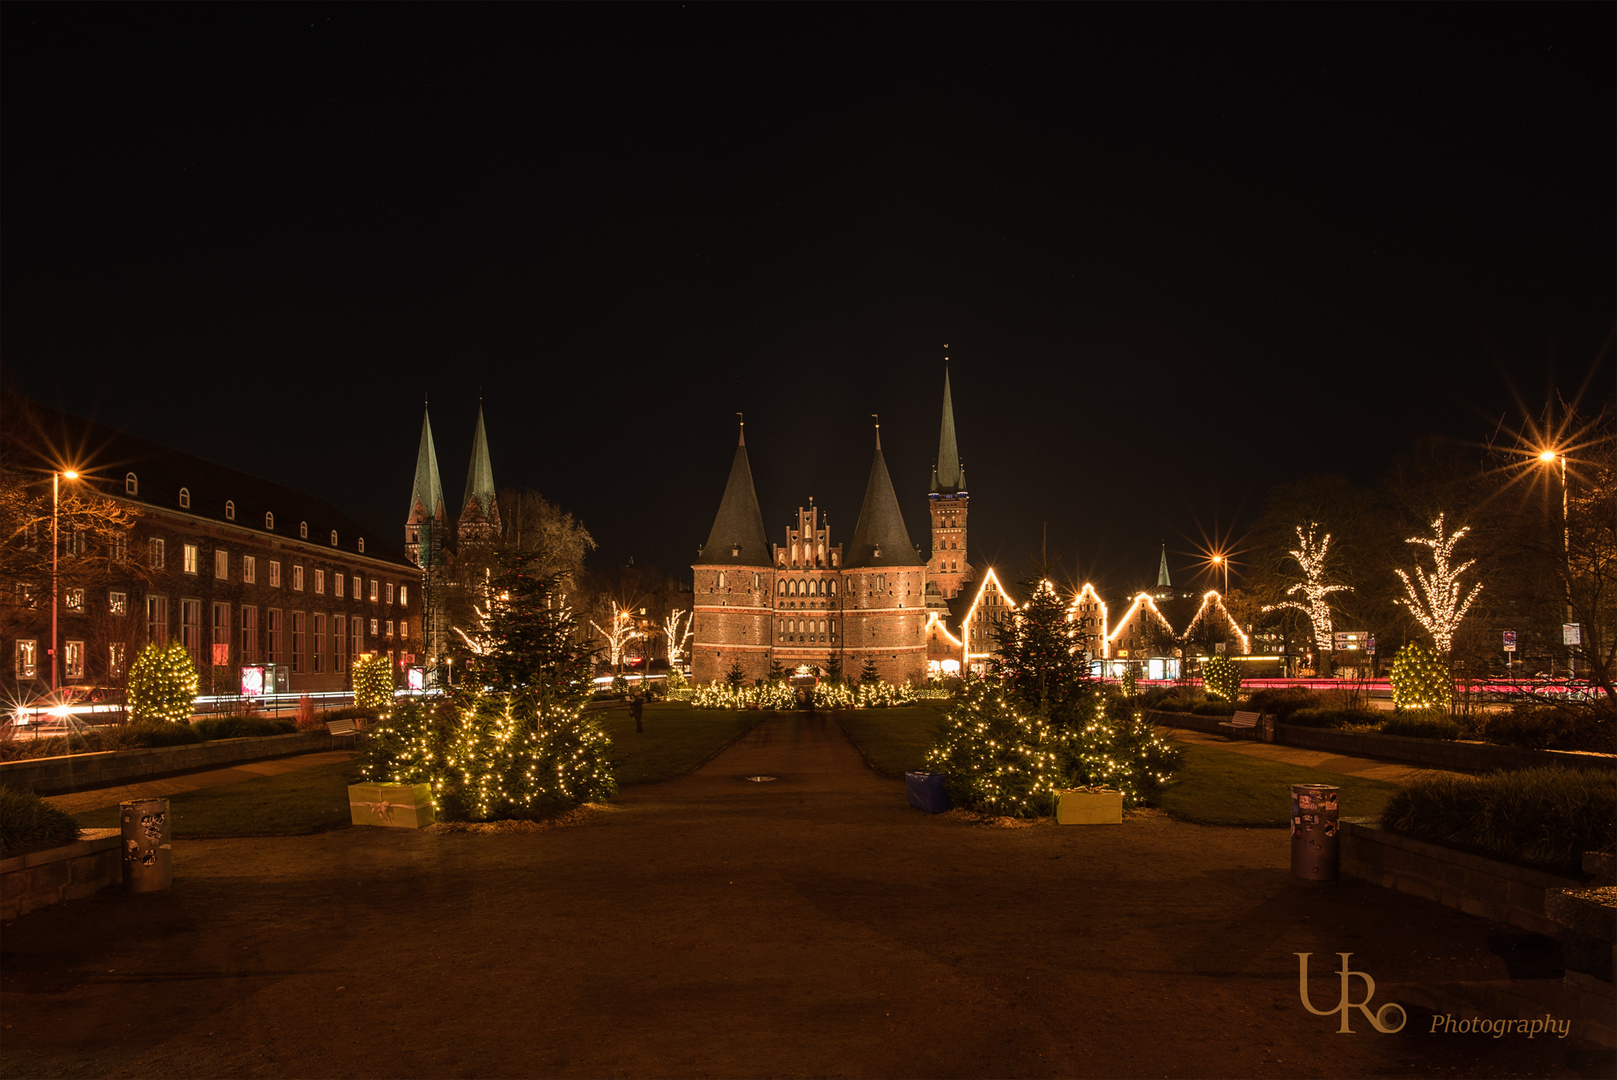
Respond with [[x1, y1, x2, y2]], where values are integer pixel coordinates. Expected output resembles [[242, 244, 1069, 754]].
[[3, 715, 1610, 1079]]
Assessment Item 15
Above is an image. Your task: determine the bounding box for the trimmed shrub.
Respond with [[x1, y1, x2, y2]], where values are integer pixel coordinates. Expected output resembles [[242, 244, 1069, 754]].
[[1380, 767, 1617, 872], [0, 785, 82, 853], [1190, 700, 1237, 716], [1246, 687, 1322, 723], [1483, 700, 1617, 754], [1286, 706, 1382, 729], [129, 721, 204, 747], [128, 641, 199, 724], [318, 705, 380, 724], [1378, 713, 1461, 740], [192, 716, 297, 741]]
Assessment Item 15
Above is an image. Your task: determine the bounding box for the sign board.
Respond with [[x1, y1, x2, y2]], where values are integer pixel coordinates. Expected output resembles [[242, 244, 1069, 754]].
[[1563, 624, 1582, 646], [240, 666, 265, 697], [1367, 635, 1376, 654], [1333, 632, 1366, 651], [1503, 630, 1517, 653]]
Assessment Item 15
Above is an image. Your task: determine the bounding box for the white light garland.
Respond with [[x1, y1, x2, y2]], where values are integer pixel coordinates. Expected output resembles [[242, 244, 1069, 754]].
[[1394, 514, 1481, 655], [1263, 523, 1351, 651]]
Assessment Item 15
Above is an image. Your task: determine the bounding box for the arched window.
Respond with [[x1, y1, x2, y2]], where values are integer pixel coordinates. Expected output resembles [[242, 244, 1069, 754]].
[[717, 571, 726, 588], [265, 512, 275, 530], [357, 538, 365, 553], [125, 472, 138, 496], [178, 488, 190, 509], [299, 521, 308, 539], [225, 500, 235, 520], [330, 530, 339, 546], [819, 620, 826, 635], [829, 580, 837, 595], [778, 579, 786, 595]]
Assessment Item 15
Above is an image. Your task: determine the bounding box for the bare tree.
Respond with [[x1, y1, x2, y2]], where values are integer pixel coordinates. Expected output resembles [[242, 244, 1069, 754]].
[[1263, 523, 1354, 660], [1395, 514, 1483, 656]]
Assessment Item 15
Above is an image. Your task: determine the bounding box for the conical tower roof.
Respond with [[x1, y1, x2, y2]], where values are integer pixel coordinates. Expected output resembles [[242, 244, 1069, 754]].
[[1157, 543, 1172, 588], [460, 402, 498, 527], [407, 405, 446, 526], [847, 426, 923, 568], [932, 368, 963, 493], [697, 426, 771, 565]]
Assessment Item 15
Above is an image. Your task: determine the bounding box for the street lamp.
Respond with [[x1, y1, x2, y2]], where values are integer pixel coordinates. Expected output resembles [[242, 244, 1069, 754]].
[[51, 470, 80, 693], [1539, 449, 1575, 676], [1211, 554, 1229, 595]]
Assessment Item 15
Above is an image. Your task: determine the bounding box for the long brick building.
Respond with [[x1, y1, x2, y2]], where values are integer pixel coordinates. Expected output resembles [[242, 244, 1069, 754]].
[[691, 372, 972, 686]]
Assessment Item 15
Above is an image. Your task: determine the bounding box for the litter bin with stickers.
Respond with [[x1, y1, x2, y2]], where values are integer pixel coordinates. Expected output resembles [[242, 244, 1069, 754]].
[[1290, 783, 1340, 882], [120, 797, 172, 893]]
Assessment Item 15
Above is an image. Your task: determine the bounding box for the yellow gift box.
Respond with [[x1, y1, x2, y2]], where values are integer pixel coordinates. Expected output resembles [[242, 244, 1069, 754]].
[[1056, 787, 1123, 825], [348, 783, 435, 828]]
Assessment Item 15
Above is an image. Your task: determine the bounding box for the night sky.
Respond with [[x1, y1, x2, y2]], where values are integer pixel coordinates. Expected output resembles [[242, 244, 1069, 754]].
[[5, 5, 1612, 596]]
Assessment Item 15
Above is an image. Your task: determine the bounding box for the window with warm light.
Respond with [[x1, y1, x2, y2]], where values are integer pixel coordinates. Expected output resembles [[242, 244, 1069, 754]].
[[269, 561, 281, 588], [16, 639, 37, 678], [215, 549, 229, 580], [335, 572, 344, 598], [149, 537, 166, 569], [243, 555, 256, 585], [109, 590, 127, 615], [293, 565, 304, 591], [183, 544, 199, 574]]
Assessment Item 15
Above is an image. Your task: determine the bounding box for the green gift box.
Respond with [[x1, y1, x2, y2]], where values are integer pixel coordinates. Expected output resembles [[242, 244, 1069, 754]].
[[348, 783, 435, 828], [1056, 787, 1123, 825]]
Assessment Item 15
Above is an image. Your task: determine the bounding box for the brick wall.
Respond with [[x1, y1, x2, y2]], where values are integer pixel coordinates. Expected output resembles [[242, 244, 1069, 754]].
[[691, 564, 774, 684], [1, 830, 121, 920]]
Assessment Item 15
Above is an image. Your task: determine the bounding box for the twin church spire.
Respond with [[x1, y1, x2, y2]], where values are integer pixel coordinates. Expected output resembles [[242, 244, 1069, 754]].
[[405, 401, 500, 566]]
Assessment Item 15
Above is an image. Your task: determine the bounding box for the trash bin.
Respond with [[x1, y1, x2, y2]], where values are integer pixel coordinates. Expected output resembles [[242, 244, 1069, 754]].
[[120, 797, 172, 893], [1262, 716, 1277, 743], [905, 771, 952, 814], [1290, 784, 1340, 882]]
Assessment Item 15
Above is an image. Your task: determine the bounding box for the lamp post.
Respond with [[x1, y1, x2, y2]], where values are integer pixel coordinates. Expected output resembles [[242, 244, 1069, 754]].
[[1212, 554, 1229, 595], [50, 470, 79, 693], [1539, 450, 1575, 676]]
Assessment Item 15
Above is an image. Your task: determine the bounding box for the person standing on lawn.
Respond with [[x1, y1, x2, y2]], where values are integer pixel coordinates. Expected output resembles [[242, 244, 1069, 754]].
[[630, 693, 644, 733]]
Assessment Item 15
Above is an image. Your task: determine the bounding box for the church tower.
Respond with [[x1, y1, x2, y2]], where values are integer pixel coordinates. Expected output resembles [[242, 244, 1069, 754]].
[[457, 402, 500, 545], [690, 421, 776, 684], [405, 403, 448, 568], [927, 365, 972, 599]]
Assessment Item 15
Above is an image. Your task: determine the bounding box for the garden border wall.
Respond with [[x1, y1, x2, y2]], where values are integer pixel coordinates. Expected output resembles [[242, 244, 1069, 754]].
[[0, 731, 334, 795], [1, 828, 121, 920], [1143, 709, 1615, 774]]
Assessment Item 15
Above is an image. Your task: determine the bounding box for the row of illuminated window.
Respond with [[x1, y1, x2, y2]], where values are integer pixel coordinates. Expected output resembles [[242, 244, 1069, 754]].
[[142, 598, 407, 675], [126, 475, 364, 551], [146, 539, 403, 603], [778, 618, 836, 642], [778, 578, 837, 597]]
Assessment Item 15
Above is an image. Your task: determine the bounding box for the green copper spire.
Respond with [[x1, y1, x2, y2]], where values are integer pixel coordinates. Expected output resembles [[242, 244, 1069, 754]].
[[932, 367, 963, 493], [460, 402, 499, 532], [1158, 543, 1171, 588], [407, 404, 446, 528]]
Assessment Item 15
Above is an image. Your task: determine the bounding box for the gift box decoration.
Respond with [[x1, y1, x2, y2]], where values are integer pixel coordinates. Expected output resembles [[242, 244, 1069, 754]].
[[905, 770, 952, 814], [348, 783, 435, 828], [1056, 787, 1123, 825]]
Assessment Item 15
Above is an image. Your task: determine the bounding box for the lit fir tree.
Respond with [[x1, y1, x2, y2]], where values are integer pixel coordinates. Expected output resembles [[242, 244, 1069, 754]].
[[768, 655, 786, 682], [990, 579, 1095, 725], [859, 655, 880, 686], [925, 678, 1066, 818], [459, 551, 594, 709], [726, 660, 746, 688]]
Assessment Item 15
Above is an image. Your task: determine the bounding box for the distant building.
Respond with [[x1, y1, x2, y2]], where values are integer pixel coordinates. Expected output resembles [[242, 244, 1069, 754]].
[[2, 396, 421, 700], [691, 372, 968, 686]]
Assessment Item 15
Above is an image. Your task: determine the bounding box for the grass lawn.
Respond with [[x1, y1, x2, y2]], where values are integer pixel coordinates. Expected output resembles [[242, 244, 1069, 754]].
[[1154, 741, 1403, 826], [833, 706, 950, 778], [594, 702, 767, 785], [72, 759, 359, 837]]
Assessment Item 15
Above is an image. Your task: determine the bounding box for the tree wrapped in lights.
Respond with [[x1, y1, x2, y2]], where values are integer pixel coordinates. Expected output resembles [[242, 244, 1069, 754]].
[[1394, 514, 1482, 655], [925, 678, 1066, 818], [363, 554, 614, 821], [1263, 523, 1352, 653], [1059, 696, 1185, 808], [352, 653, 395, 714], [1201, 654, 1242, 702], [127, 641, 198, 725], [662, 608, 693, 670], [1391, 641, 1451, 712], [589, 600, 640, 676]]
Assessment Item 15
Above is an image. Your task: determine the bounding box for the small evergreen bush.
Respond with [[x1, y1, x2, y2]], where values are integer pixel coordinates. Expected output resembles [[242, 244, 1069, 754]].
[[128, 721, 204, 747], [352, 654, 395, 713], [1285, 706, 1382, 729], [1246, 687, 1321, 723], [1378, 712, 1460, 740], [192, 716, 297, 740], [128, 641, 199, 724], [1190, 700, 1237, 716], [0, 785, 82, 853], [1201, 655, 1242, 701], [1381, 767, 1617, 872], [1391, 642, 1451, 711]]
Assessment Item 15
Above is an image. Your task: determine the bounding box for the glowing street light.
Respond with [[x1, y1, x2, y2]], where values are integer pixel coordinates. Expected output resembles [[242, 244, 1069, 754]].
[[1210, 553, 1229, 595], [1539, 448, 1575, 675], [51, 469, 80, 693]]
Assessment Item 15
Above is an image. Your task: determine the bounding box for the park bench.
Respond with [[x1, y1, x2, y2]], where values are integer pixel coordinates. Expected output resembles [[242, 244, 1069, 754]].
[[1218, 710, 1262, 740], [326, 718, 359, 747]]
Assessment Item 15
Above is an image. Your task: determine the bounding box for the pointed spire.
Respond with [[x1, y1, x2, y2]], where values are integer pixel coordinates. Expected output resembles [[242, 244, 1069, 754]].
[[460, 402, 498, 532], [407, 404, 446, 527], [934, 366, 962, 493], [848, 429, 922, 567], [697, 429, 771, 565], [1158, 543, 1172, 588]]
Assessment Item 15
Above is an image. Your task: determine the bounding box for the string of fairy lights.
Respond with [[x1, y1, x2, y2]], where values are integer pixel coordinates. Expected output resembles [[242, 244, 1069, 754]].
[[1263, 523, 1352, 651], [127, 641, 200, 724], [1394, 514, 1482, 655]]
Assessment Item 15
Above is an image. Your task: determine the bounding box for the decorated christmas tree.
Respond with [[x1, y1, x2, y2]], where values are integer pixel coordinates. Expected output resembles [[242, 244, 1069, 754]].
[[127, 641, 198, 725], [1392, 641, 1451, 712], [925, 678, 1065, 818]]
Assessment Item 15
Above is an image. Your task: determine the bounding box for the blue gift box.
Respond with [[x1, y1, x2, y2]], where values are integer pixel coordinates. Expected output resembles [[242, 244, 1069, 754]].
[[905, 770, 952, 813]]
